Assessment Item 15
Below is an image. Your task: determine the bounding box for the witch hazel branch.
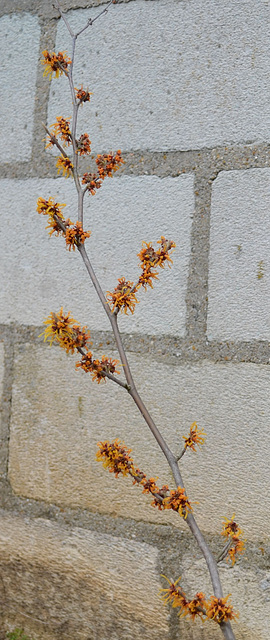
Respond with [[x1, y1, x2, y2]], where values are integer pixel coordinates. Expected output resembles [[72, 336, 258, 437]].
[[36, 2, 245, 638]]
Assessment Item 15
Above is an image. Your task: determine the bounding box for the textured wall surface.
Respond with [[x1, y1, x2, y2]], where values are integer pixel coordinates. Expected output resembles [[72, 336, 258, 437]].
[[0, 1, 270, 639]]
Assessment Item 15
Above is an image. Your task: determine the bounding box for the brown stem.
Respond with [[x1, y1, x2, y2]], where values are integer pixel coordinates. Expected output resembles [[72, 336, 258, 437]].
[[75, 247, 235, 640], [217, 540, 232, 563], [42, 123, 70, 159], [176, 446, 186, 461]]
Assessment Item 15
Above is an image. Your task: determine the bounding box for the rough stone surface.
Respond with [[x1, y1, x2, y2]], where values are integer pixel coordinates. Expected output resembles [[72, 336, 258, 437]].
[[0, 14, 40, 162], [177, 552, 270, 640], [0, 343, 5, 471], [0, 175, 193, 335], [208, 168, 270, 340], [0, 511, 169, 640], [47, 0, 270, 152], [9, 344, 270, 539]]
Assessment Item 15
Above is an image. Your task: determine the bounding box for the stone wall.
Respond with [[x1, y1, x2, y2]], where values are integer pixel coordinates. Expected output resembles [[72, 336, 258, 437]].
[[0, 1, 269, 639]]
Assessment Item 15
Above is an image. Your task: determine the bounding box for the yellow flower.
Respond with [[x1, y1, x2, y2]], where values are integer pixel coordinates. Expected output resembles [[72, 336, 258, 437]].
[[36, 196, 65, 218], [46, 117, 72, 148], [183, 422, 206, 452], [56, 156, 73, 177], [40, 308, 91, 354], [41, 50, 71, 78]]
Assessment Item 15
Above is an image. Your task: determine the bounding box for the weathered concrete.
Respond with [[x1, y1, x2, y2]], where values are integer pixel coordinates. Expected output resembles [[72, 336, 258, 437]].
[[0, 0, 269, 637], [48, 0, 270, 153], [0, 511, 169, 640], [0, 175, 194, 335], [0, 343, 6, 474], [8, 343, 270, 539], [208, 168, 270, 340], [0, 14, 40, 162]]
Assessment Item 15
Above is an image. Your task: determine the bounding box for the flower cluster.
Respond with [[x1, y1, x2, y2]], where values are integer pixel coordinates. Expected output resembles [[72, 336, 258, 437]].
[[137, 236, 176, 290], [160, 577, 206, 621], [81, 172, 102, 195], [41, 50, 71, 78], [56, 156, 73, 177], [76, 353, 120, 383], [76, 133, 91, 155], [76, 86, 92, 105], [36, 196, 66, 219], [46, 117, 72, 148], [207, 595, 238, 623], [106, 237, 176, 315], [82, 150, 124, 195], [65, 222, 91, 251], [36, 196, 67, 236], [163, 487, 195, 519], [107, 278, 139, 314], [221, 515, 245, 566], [161, 577, 238, 623], [96, 440, 196, 518], [36, 197, 90, 248], [96, 151, 124, 178], [41, 308, 91, 354], [183, 422, 206, 452], [96, 440, 134, 476]]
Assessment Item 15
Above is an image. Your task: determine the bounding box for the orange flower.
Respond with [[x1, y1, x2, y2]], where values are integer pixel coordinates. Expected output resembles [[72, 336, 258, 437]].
[[36, 196, 65, 218], [41, 50, 71, 78], [221, 514, 241, 538], [56, 156, 73, 177], [65, 222, 91, 251], [183, 422, 206, 452], [181, 592, 206, 621], [76, 86, 92, 104], [138, 265, 159, 290], [228, 537, 245, 566], [138, 237, 176, 271], [163, 487, 195, 518], [96, 440, 135, 477], [82, 172, 102, 195], [107, 278, 139, 314], [76, 133, 91, 155], [206, 595, 238, 623], [221, 515, 245, 566], [76, 353, 120, 383], [46, 117, 72, 148], [96, 150, 124, 179], [161, 577, 206, 620]]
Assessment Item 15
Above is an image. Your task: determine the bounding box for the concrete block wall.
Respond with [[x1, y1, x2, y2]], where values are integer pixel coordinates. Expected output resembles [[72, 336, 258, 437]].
[[0, 1, 269, 639]]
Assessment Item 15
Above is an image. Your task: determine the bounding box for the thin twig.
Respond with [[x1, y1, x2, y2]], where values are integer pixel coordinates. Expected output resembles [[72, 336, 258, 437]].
[[176, 446, 186, 461], [42, 122, 70, 160], [217, 540, 232, 563], [53, 0, 74, 37]]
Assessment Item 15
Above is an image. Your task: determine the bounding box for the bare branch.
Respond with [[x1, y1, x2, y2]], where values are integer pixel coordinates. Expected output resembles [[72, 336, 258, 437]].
[[53, 0, 75, 37], [176, 446, 186, 461], [42, 122, 70, 159], [217, 540, 232, 564]]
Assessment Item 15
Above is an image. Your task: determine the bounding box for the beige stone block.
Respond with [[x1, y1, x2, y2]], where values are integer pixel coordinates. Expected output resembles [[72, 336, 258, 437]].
[[0, 511, 169, 640], [9, 344, 270, 539], [0, 175, 193, 336]]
